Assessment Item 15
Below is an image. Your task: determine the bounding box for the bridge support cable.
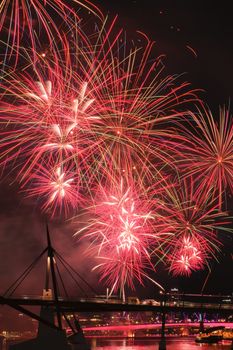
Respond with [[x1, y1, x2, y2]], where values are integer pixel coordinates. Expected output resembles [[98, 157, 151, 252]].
[[0, 223, 100, 342], [53, 259, 84, 325], [53, 246, 97, 338], [55, 263, 69, 299], [53, 262, 81, 329], [3, 248, 47, 297], [201, 269, 211, 294], [55, 251, 98, 295], [62, 312, 76, 334], [54, 253, 90, 297], [0, 296, 59, 331], [53, 256, 83, 328], [46, 224, 98, 335]]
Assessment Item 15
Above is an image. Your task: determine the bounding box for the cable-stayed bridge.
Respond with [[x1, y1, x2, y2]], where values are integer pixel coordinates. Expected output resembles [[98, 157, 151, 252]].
[[0, 226, 232, 350]]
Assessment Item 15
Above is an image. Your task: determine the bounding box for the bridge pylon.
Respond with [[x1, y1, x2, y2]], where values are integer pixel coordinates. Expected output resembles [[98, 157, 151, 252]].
[[159, 292, 167, 350], [199, 312, 205, 333], [5, 224, 94, 350]]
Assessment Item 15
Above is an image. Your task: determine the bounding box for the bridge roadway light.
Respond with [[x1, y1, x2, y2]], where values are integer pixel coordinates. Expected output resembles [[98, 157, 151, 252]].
[[42, 289, 52, 300]]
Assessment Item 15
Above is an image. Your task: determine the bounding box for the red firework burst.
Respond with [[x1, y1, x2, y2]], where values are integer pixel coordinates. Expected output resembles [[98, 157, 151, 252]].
[[23, 160, 82, 216], [161, 177, 229, 275], [168, 235, 207, 276], [0, 0, 103, 64], [0, 18, 195, 206], [178, 105, 233, 209], [0, 64, 98, 184], [75, 176, 168, 293]]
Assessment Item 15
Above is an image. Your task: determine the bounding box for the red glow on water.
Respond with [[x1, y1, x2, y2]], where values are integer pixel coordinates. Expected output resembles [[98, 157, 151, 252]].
[[83, 322, 233, 332]]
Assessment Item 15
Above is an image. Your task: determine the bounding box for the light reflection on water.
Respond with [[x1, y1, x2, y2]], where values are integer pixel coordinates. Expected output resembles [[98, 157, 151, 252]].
[[86, 338, 232, 350]]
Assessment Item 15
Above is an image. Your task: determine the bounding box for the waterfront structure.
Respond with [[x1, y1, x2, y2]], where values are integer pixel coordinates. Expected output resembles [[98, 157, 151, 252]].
[[0, 227, 232, 350]]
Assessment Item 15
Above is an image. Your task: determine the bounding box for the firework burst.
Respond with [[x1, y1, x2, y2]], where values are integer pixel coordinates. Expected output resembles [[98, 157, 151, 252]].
[[161, 177, 230, 275], [74, 176, 169, 294], [0, 18, 196, 201], [0, 61, 98, 183], [23, 160, 82, 216], [178, 105, 233, 209], [168, 235, 207, 276], [0, 0, 103, 66]]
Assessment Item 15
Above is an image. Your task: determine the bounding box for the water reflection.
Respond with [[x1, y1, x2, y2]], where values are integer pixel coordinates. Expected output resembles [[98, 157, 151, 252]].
[[86, 338, 232, 350]]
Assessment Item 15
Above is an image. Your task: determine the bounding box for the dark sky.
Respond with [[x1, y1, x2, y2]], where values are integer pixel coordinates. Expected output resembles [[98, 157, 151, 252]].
[[0, 0, 232, 300], [98, 0, 233, 113]]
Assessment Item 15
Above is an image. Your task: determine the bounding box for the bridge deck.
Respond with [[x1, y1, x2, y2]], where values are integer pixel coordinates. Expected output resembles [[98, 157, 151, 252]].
[[1, 296, 233, 314]]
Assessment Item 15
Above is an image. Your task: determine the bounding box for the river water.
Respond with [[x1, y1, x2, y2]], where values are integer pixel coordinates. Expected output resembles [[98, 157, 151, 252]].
[[87, 338, 232, 350], [5, 337, 232, 349]]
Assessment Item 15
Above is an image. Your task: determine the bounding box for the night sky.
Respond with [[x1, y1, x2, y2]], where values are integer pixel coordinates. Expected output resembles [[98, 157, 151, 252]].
[[99, 0, 233, 114], [0, 0, 232, 300]]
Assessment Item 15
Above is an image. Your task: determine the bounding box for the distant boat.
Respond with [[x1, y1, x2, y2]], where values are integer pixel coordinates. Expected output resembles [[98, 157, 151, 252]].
[[223, 328, 233, 341], [195, 326, 225, 344]]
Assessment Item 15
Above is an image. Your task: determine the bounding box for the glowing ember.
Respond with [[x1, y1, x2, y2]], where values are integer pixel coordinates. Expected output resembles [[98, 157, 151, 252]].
[[169, 236, 205, 276]]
